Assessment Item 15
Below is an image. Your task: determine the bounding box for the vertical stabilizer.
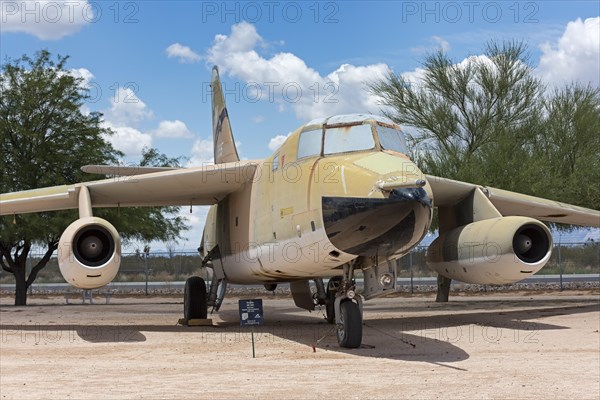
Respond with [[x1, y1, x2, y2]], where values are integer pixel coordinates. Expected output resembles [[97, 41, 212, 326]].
[[211, 66, 240, 164]]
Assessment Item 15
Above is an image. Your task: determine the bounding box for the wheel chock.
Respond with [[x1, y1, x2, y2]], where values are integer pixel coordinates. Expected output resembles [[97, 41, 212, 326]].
[[178, 318, 213, 326]]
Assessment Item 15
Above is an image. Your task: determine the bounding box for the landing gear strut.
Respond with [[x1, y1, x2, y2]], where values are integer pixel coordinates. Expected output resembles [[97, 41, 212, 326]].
[[436, 274, 452, 302], [325, 276, 342, 324], [327, 262, 363, 348]]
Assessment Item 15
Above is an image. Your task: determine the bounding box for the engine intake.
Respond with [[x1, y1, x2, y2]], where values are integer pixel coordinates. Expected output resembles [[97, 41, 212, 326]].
[[513, 224, 550, 264], [58, 217, 121, 289], [426, 217, 552, 285]]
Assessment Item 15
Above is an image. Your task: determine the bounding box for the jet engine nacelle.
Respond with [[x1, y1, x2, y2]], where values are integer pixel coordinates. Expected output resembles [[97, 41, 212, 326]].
[[58, 217, 121, 289], [426, 216, 552, 285]]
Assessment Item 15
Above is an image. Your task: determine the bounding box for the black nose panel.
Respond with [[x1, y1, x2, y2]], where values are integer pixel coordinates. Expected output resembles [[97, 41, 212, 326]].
[[322, 188, 431, 257]]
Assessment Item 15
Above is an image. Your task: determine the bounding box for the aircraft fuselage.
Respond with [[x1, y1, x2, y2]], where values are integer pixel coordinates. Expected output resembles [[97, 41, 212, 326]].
[[202, 115, 433, 284]]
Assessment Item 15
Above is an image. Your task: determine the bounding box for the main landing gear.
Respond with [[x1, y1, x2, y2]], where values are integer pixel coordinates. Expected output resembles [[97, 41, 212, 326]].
[[183, 261, 365, 348], [324, 262, 364, 348], [183, 276, 208, 320], [183, 247, 227, 322]]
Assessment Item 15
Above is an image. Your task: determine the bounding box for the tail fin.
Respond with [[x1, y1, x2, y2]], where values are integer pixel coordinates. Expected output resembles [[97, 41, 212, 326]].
[[211, 66, 240, 164]]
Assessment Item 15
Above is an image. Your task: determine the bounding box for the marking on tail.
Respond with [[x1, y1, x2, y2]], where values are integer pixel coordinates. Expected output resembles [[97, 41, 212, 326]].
[[211, 66, 240, 164]]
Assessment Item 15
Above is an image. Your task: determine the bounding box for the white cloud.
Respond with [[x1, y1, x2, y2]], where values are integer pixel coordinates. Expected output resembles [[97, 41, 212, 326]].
[[252, 115, 265, 123], [432, 36, 450, 53], [99, 85, 198, 158], [207, 22, 263, 57], [187, 138, 214, 166], [205, 22, 390, 120], [537, 17, 600, 87], [411, 35, 451, 54], [166, 43, 201, 63], [150, 120, 194, 138], [187, 138, 245, 165], [400, 66, 427, 87], [400, 54, 506, 92], [101, 86, 154, 157], [68, 67, 94, 88], [268, 132, 291, 151], [103, 87, 153, 127], [0, 0, 91, 40], [102, 123, 153, 157], [323, 63, 389, 117]]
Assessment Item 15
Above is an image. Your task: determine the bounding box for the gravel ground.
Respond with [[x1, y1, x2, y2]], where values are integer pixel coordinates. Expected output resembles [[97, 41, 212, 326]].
[[1, 291, 599, 399]]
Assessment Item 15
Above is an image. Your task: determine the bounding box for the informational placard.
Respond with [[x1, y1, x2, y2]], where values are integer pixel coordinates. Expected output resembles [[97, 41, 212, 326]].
[[239, 299, 264, 326]]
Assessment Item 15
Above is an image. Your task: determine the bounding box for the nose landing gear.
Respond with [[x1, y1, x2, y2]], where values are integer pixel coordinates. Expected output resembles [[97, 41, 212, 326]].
[[336, 299, 362, 348], [325, 262, 364, 348]]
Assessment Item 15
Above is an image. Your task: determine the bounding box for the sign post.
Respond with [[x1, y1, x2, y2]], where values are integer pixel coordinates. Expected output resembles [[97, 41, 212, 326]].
[[239, 299, 264, 358]]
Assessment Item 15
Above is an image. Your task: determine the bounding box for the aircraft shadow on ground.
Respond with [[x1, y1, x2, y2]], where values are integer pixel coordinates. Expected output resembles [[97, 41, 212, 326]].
[[213, 302, 599, 364], [1, 301, 597, 364], [0, 322, 150, 343]]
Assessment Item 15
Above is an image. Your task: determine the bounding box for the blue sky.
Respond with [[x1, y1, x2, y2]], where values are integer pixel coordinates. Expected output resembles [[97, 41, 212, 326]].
[[1, 1, 599, 250]]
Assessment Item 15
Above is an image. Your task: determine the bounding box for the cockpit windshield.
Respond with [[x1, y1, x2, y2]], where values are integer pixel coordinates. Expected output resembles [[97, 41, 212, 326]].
[[295, 116, 409, 159], [323, 124, 375, 155], [376, 126, 408, 154]]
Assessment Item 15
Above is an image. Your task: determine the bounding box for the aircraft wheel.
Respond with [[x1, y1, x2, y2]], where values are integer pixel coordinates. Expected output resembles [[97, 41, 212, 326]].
[[336, 300, 362, 348], [184, 276, 208, 320], [325, 276, 342, 324]]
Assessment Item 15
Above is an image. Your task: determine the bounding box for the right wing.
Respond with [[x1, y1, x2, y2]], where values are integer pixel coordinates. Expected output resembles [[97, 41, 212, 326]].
[[0, 161, 258, 215], [426, 174, 600, 227]]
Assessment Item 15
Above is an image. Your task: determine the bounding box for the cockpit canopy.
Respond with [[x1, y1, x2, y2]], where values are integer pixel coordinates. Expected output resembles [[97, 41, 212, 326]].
[[297, 114, 408, 160]]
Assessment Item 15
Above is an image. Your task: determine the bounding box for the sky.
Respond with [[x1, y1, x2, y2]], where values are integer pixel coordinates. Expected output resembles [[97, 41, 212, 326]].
[[1, 1, 599, 251]]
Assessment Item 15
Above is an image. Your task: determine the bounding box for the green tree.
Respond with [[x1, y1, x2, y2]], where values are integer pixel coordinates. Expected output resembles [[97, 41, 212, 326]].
[[370, 41, 599, 211], [532, 85, 600, 210], [0, 51, 188, 305], [370, 40, 543, 188]]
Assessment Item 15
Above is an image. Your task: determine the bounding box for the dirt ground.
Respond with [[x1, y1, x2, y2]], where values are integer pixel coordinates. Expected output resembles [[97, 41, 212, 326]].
[[1, 291, 599, 400]]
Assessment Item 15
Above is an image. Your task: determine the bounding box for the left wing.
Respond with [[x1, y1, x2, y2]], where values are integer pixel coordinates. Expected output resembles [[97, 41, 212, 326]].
[[80, 165, 179, 176], [1, 161, 258, 215], [426, 174, 600, 227]]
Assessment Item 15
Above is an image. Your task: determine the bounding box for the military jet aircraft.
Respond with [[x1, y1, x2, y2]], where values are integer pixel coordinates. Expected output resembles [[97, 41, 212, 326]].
[[1, 67, 599, 348]]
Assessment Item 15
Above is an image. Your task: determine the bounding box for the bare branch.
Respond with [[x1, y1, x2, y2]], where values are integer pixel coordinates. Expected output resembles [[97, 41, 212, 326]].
[[0, 245, 17, 270], [0, 257, 14, 274]]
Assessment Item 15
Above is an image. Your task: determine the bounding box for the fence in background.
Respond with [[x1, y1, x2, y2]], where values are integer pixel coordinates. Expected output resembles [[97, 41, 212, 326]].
[[1, 242, 598, 293]]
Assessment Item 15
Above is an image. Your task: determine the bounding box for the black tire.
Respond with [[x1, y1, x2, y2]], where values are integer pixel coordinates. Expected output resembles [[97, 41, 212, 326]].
[[184, 276, 207, 321], [336, 300, 362, 348], [325, 276, 342, 324]]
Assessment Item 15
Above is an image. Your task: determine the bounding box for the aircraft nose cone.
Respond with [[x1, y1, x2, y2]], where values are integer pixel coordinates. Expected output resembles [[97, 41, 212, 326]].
[[389, 187, 432, 206]]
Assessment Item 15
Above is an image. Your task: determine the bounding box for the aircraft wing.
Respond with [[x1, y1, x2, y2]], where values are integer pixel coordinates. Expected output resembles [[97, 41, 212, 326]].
[[0, 161, 258, 215], [80, 165, 179, 176], [426, 174, 600, 227]]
